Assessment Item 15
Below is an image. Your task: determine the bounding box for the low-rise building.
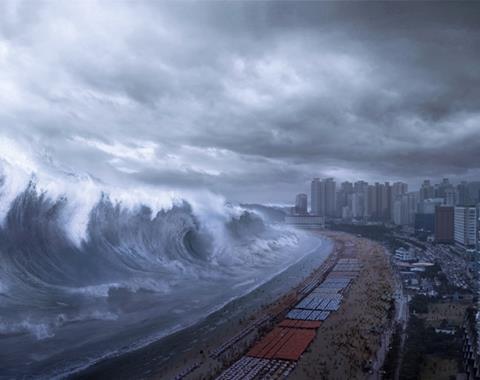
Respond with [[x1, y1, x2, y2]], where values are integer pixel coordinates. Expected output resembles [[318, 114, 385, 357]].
[[394, 247, 416, 262], [284, 215, 325, 229]]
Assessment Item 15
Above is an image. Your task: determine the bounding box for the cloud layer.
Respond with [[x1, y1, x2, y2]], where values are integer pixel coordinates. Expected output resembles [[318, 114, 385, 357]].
[[1, 1, 480, 202]]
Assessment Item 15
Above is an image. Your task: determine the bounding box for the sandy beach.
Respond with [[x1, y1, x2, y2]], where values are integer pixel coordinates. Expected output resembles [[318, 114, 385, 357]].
[[289, 232, 394, 379], [73, 233, 335, 380], [210, 231, 395, 380], [73, 231, 394, 380]]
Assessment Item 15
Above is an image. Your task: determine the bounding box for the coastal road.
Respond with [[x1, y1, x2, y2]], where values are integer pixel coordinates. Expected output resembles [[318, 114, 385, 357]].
[[394, 280, 409, 380], [368, 328, 390, 380], [368, 248, 408, 380]]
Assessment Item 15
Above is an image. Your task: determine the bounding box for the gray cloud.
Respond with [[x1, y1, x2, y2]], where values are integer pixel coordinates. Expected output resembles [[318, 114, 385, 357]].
[[1, 1, 480, 202]]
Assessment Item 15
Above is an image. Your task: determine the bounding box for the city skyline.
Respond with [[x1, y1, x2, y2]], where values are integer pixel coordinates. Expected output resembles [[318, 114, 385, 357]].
[[289, 177, 480, 233], [291, 176, 480, 206]]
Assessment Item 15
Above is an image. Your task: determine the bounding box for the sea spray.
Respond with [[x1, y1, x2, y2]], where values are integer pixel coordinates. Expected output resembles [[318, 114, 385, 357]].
[[0, 156, 318, 379]]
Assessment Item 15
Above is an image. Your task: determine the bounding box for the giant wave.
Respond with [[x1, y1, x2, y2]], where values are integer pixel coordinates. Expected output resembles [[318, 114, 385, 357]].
[[0, 157, 324, 378], [0, 177, 298, 337]]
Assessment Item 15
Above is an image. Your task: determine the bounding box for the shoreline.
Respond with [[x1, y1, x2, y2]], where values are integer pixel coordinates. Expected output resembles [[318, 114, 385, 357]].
[[72, 231, 336, 380], [73, 231, 394, 380], [211, 230, 394, 380]]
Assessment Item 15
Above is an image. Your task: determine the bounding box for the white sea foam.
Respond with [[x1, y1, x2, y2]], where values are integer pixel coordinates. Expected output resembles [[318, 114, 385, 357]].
[[0, 136, 235, 249]]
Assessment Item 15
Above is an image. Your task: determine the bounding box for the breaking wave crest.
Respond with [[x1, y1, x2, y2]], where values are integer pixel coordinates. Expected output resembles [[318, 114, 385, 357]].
[[0, 161, 304, 342]]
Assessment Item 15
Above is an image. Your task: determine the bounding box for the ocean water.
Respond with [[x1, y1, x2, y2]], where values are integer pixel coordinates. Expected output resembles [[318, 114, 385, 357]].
[[0, 160, 329, 379]]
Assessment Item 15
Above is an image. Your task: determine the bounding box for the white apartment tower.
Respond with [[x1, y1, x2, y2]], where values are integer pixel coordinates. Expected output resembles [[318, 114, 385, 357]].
[[454, 206, 477, 247]]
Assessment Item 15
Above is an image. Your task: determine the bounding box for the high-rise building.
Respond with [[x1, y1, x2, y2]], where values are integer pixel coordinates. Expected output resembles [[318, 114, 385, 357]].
[[435, 178, 451, 199], [404, 192, 419, 225], [392, 182, 408, 198], [324, 178, 336, 217], [418, 198, 444, 214], [311, 178, 336, 217], [294, 193, 308, 215], [420, 180, 435, 201], [351, 192, 365, 219], [354, 180, 369, 194], [393, 192, 414, 226], [381, 182, 392, 221], [365, 185, 377, 219], [374, 182, 383, 220], [467, 182, 480, 205], [454, 206, 477, 248], [414, 197, 441, 234], [341, 205, 352, 220], [336, 181, 353, 217], [391, 182, 408, 223], [444, 187, 457, 206], [340, 181, 353, 194], [434, 206, 454, 243], [392, 198, 403, 225], [367, 182, 392, 222], [457, 181, 468, 205], [352, 181, 368, 219], [311, 178, 325, 216]]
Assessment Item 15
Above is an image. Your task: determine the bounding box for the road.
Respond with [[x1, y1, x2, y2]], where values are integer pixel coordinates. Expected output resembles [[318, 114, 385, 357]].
[[368, 248, 408, 380], [393, 272, 409, 380]]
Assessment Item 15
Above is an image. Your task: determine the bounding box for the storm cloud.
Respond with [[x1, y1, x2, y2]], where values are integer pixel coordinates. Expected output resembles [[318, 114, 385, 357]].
[[1, 1, 480, 202]]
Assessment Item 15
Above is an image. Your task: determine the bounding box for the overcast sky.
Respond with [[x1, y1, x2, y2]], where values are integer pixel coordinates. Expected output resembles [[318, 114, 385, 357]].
[[1, 1, 480, 203]]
